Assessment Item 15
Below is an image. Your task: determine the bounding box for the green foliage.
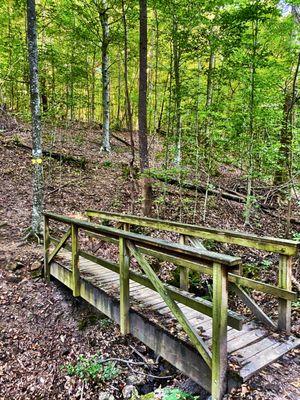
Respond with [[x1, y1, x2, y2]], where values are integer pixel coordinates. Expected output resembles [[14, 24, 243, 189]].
[[63, 354, 119, 382], [140, 388, 196, 400], [292, 232, 300, 241], [102, 160, 112, 168]]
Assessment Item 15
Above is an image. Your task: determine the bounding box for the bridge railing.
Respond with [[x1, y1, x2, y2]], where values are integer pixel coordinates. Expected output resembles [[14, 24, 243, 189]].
[[44, 211, 244, 399], [85, 209, 299, 334]]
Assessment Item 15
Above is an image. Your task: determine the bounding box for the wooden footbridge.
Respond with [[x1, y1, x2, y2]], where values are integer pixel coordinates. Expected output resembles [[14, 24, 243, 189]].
[[43, 210, 300, 399]]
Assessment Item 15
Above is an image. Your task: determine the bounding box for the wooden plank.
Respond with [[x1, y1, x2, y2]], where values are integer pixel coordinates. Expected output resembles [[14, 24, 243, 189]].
[[85, 210, 299, 255], [231, 284, 276, 329], [228, 329, 268, 354], [239, 338, 300, 380], [278, 255, 292, 333], [71, 224, 80, 297], [44, 216, 50, 281], [233, 337, 278, 363], [119, 237, 130, 334], [211, 262, 228, 400], [127, 241, 212, 369]]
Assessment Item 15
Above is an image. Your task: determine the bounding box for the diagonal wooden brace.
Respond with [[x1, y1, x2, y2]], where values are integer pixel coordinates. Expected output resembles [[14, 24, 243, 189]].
[[127, 240, 212, 369], [48, 228, 71, 264]]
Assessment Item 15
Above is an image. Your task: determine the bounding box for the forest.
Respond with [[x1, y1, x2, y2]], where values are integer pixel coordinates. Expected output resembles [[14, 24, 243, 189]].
[[0, 0, 299, 399]]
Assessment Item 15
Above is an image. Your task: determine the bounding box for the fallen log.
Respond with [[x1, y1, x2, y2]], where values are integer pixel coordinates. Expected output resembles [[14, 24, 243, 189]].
[[151, 172, 246, 204], [14, 142, 86, 168]]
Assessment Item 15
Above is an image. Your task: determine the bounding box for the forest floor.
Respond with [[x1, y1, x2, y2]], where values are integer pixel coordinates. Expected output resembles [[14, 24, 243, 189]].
[[0, 112, 299, 399]]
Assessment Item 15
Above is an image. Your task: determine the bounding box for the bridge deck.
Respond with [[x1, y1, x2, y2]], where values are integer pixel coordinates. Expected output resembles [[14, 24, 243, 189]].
[[52, 250, 299, 385]]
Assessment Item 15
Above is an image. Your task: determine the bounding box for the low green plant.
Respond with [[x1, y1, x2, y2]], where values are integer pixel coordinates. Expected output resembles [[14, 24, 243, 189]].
[[162, 388, 195, 400], [260, 259, 272, 270], [99, 317, 112, 329], [102, 160, 112, 168], [63, 354, 119, 382], [292, 232, 300, 241]]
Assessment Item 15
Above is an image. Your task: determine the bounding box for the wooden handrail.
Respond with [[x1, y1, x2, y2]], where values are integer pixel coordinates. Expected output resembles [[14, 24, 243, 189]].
[[44, 211, 241, 267], [85, 210, 300, 256]]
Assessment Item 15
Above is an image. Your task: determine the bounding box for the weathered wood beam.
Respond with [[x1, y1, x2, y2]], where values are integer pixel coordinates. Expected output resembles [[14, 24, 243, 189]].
[[119, 237, 130, 334], [71, 224, 80, 297], [85, 210, 299, 255], [212, 262, 228, 400], [179, 234, 189, 291], [44, 211, 241, 266], [48, 228, 71, 264], [278, 255, 292, 333], [231, 284, 276, 329]]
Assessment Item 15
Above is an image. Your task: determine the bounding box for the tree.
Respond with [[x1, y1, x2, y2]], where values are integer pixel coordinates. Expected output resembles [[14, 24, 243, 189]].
[[96, 0, 111, 152], [139, 0, 152, 216], [26, 0, 44, 238]]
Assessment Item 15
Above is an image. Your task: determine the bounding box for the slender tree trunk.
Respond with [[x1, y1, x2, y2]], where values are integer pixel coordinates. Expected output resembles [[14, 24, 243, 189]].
[[244, 19, 258, 226], [99, 0, 110, 152], [139, 0, 152, 216], [91, 48, 96, 122], [26, 0, 44, 237], [121, 0, 134, 166], [172, 17, 182, 166]]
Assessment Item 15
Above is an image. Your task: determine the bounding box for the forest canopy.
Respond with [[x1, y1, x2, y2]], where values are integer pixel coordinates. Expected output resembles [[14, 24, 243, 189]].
[[1, 0, 300, 225]]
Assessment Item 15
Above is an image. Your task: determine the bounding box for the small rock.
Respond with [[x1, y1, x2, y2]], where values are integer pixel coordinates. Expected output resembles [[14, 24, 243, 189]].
[[30, 260, 42, 271], [122, 385, 138, 399], [98, 392, 115, 400]]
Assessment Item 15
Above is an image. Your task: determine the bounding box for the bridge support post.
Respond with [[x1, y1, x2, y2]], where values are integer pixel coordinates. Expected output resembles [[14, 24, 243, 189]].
[[44, 215, 50, 281], [179, 235, 189, 291], [278, 255, 292, 334], [212, 262, 228, 400], [119, 237, 130, 334], [71, 224, 80, 297]]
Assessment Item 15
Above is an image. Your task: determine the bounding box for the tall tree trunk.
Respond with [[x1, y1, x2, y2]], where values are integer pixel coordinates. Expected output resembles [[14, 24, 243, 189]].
[[99, 0, 110, 152], [121, 0, 134, 166], [274, 52, 300, 191], [139, 0, 152, 216], [244, 19, 258, 226], [172, 17, 181, 166], [26, 0, 44, 237]]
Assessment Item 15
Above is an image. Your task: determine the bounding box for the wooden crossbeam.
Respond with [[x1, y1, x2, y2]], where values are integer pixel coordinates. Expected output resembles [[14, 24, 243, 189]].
[[48, 228, 71, 264], [127, 240, 212, 369]]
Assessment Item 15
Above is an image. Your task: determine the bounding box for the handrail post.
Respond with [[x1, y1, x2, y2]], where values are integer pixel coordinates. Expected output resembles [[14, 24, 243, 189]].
[[179, 234, 189, 291], [44, 215, 50, 281], [71, 224, 80, 297], [212, 262, 228, 400], [119, 236, 130, 334], [278, 255, 292, 334]]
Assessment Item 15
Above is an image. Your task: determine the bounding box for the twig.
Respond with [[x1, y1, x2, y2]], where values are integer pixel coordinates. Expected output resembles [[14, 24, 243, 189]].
[[129, 344, 149, 364]]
